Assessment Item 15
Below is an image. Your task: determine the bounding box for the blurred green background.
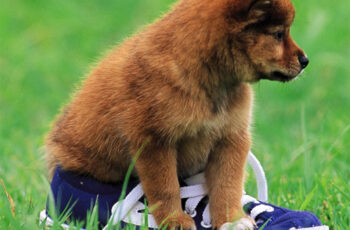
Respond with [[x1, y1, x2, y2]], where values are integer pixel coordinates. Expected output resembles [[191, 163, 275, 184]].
[[0, 0, 349, 229]]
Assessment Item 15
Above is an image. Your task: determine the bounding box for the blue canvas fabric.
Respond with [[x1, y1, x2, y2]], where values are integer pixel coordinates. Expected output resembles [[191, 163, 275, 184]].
[[47, 167, 325, 229], [244, 201, 322, 230], [47, 166, 140, 225]]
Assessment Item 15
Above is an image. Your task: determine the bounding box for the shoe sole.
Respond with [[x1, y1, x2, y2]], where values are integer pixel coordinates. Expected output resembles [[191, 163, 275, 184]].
[[39, 209, 329, 230]]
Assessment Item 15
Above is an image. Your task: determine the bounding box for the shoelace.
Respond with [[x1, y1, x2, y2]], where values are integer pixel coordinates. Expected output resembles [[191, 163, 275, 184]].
[[104, 151, 269, 229], [105, 179, 272, 229], [105, 173, 208, 229]]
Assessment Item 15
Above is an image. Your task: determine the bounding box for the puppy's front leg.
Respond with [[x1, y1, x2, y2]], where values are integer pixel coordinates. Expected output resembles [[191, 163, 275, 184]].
[[133, 141, 195, 230], [205, 130, 254, 229]]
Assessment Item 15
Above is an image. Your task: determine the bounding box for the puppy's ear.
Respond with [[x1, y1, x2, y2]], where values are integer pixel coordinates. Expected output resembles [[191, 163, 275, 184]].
[[247, 0, 272, 23]]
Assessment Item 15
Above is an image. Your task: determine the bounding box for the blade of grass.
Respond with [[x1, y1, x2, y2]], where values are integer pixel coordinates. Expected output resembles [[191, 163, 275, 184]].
[[299, 185, 318, 210], [105, 137, 151, 229], [332, 183, 350, 202], [0, 179, 16, 217], [143, 199, 149, 230], [86, 197, 99, 230], [259, 218, 271, 229]]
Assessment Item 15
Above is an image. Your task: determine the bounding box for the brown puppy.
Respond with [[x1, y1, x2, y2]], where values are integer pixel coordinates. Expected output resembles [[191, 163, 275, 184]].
[[46, 0, 308, 229]]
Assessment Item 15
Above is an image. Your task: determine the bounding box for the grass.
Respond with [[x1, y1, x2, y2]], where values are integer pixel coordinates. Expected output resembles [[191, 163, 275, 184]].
[[0, 0, 349, 229]]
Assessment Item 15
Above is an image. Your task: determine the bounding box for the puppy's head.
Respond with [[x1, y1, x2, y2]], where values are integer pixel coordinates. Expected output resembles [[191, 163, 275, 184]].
[[226, 0, 308, 82]]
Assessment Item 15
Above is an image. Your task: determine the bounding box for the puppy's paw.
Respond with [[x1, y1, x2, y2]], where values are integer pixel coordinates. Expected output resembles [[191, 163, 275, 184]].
[[220, 217, 255, 230], [166, 211, 196, 230]]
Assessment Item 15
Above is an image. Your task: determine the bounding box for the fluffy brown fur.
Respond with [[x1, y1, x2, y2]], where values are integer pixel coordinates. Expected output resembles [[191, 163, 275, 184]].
[[46, 0, 307, 229]]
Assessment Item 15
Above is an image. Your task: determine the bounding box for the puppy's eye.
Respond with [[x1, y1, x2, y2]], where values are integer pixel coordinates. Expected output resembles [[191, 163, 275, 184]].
[[274, 31, 285, 41]]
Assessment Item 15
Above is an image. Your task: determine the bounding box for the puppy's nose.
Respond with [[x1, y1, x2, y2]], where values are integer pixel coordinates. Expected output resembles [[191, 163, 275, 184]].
[[299, 56, 309, 69]]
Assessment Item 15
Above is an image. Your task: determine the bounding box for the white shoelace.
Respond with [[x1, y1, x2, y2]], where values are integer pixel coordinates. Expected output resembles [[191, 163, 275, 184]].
[[104, 151, 269, 229]]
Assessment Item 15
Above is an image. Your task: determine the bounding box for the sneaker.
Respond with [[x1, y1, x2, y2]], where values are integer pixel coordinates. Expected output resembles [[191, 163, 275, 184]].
[[40, 166, 140, 228], [40, 152, 329, 230], [241, 195, 329, 230]]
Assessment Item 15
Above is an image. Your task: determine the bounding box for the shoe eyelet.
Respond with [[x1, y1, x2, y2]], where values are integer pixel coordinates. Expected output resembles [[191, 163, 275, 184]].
[[185, 209, 197, 218], [200, 220, 212, 229]]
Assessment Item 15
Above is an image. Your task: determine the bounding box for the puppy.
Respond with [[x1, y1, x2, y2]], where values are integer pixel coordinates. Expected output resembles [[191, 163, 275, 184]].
[[45, 0, 308, 229]]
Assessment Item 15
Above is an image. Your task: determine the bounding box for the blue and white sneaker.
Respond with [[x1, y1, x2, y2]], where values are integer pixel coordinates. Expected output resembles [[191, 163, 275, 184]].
[[241, 195, 328, 230], [40, 152, 329, 230]]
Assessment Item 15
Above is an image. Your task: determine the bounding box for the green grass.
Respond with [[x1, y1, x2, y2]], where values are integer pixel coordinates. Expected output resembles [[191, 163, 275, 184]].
[[0, 0, 349, 229]]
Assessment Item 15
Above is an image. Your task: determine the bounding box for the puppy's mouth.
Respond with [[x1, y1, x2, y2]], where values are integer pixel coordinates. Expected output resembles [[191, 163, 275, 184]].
[[260, 71, 298, 83]]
